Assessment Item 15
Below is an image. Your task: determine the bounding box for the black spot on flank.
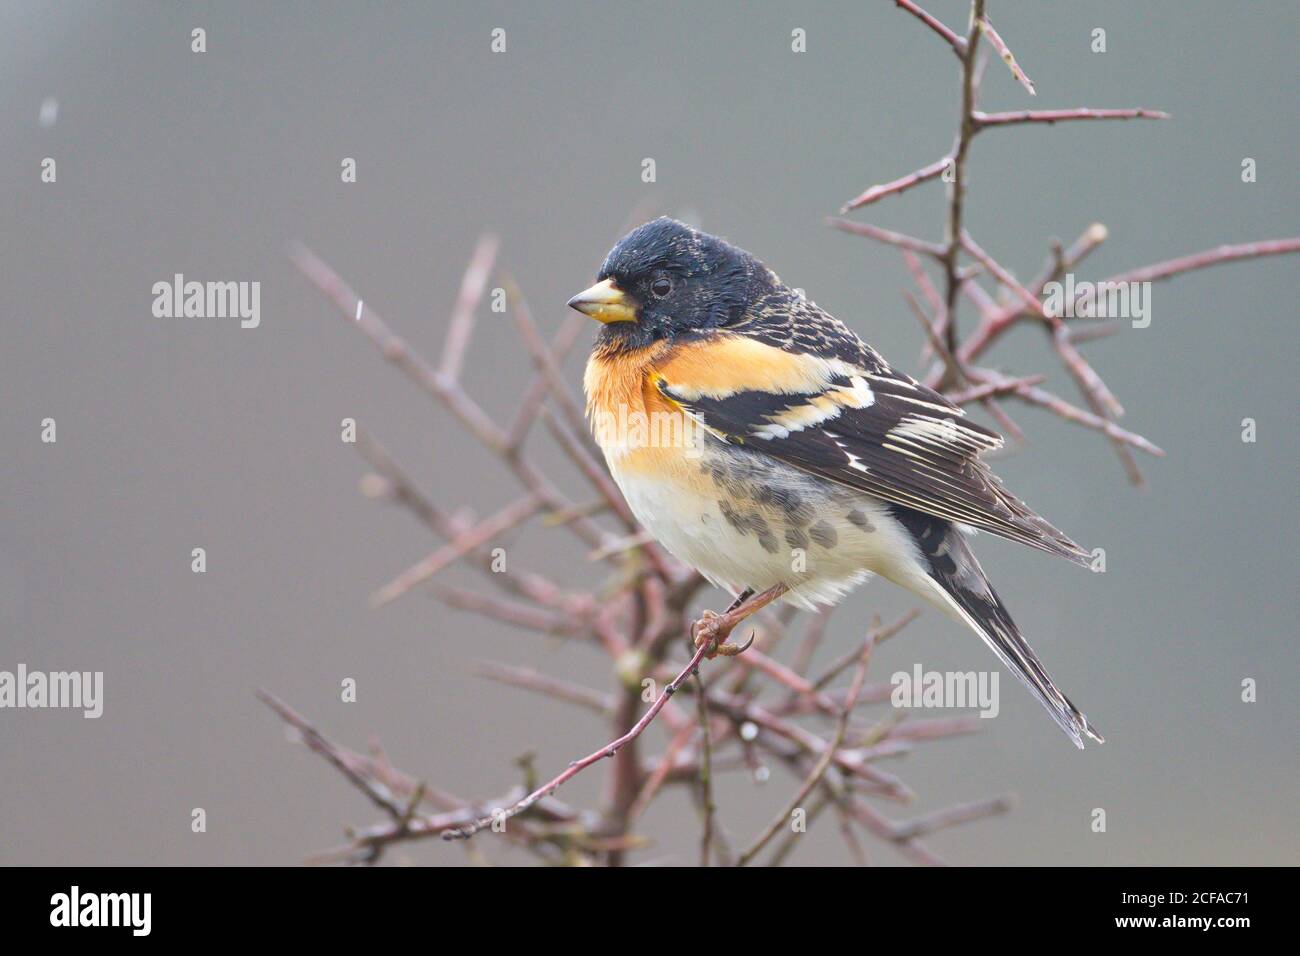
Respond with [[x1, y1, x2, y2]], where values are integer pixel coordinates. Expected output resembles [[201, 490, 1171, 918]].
[[846, 509, 875, 532], [720, 501, 774, 547], [777, 490, 815, 526], [809, 520, 838, 548], [719, 500, 746, 534], [785, 527, 808, 550], [719, 466, 755, 500]]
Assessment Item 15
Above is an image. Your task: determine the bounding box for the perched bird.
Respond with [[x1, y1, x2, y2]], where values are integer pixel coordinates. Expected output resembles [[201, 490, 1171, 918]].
[[568, 217, 1102, 748]]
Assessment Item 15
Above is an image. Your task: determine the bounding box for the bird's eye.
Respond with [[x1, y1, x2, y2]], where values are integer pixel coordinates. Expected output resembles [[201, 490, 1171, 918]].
[[650, 276, 673, 298]]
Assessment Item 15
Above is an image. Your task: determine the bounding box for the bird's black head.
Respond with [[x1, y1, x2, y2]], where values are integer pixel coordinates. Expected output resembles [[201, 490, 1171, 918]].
[[567, 217, 777, 351]]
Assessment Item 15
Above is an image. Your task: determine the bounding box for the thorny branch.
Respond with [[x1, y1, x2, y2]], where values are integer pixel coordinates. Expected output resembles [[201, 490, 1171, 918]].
[[831, 0, 1297, 486], [259, 1, 1297, 866]]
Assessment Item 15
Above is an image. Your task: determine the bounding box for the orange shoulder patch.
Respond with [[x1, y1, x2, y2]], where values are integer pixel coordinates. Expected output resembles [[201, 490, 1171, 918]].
[[653, 335, 841, 399]]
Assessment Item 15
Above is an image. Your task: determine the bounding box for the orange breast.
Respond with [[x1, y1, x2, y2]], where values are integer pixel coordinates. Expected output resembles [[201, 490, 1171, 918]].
[[584, 341, 702, 479], [584, 341, 666, 421]]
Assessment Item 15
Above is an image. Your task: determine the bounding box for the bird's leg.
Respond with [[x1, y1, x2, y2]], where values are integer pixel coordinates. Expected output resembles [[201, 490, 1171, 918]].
[[724, 587, 755, 614], [691, 584, 788, 660], [690, 588, 758, 658]]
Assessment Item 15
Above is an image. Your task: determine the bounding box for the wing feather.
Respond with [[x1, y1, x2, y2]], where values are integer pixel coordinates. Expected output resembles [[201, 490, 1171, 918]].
[[657, 332, 1089, 566]]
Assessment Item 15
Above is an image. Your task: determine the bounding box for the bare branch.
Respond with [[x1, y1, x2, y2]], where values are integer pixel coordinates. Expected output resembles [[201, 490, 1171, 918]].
[[939, 0, 986, 357], [439, 234, 500, 383], [442, 585, 786, 840], [471, 661, 614, 715], [257, 690, 405, 820], [892, 0, 967, 57], [978, 370, 1164, 456], [826, 218, 946, 259], [695, 673, 717, 866], [945, 373, 1045, 405], [1101, 237, 1300, 286], [975, 13, 1035, 95], [840, 154, 952, 213], [370, 494, 544, 608], [736, 631, 877, 866], [504, 275, 591, 447], [974, 107, 1168, 128]]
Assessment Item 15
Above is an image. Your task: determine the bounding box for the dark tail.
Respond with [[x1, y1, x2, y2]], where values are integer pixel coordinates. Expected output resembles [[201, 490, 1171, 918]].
[[893, 505, 1103, 749]]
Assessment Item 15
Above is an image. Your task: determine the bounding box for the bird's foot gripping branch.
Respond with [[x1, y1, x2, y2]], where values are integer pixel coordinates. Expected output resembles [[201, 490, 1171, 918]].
[[691, 585, 786, 659]]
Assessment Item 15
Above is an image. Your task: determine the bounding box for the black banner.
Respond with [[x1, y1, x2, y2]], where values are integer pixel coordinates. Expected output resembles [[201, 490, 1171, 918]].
[[2, 866, 1281, 940]]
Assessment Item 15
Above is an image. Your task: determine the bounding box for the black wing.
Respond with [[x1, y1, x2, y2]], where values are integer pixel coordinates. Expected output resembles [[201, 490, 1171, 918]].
[[659, 318, 1089, 566]]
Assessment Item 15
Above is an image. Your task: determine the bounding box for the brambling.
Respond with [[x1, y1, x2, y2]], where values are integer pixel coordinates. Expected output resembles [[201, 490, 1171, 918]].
[[568, 217, 1102, 748]]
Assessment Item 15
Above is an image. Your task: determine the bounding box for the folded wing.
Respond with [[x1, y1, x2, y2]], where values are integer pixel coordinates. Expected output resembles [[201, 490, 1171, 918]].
[[655, 332, 1090, 567]]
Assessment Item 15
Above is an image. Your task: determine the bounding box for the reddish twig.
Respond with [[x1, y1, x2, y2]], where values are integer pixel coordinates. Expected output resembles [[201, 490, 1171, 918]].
[[370, 494, 544, 608], [1101, 237, 1300, 286], [840, 154, 952, 213], [438, 234, 499, 383], [944, 374, 1045, 405], [939, 0, 986, 357], [471, 661, 614, 715], [826, 218, 946, 259], [975, 12, 1035, 95], [442, 585, 784, 840], [441, 640, 715, 840], [892, 0, 967, 57], [736, 631, 877, 865]]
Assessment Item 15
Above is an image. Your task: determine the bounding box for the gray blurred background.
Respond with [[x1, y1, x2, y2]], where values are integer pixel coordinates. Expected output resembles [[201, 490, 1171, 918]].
[[2, 1, 1296, 866]]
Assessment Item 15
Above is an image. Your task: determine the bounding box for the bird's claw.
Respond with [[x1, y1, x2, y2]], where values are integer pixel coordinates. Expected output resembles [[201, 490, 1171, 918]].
[[712, 630, 755, 657], [692, 610, 754, 660]]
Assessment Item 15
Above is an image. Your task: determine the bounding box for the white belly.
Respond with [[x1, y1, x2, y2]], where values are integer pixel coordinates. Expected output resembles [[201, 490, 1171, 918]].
[[610, 438, 916, 610]]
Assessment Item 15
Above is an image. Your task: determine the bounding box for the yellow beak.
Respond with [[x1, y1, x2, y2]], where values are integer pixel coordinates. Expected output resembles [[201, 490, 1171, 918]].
[[566, 278, 637, 324]]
